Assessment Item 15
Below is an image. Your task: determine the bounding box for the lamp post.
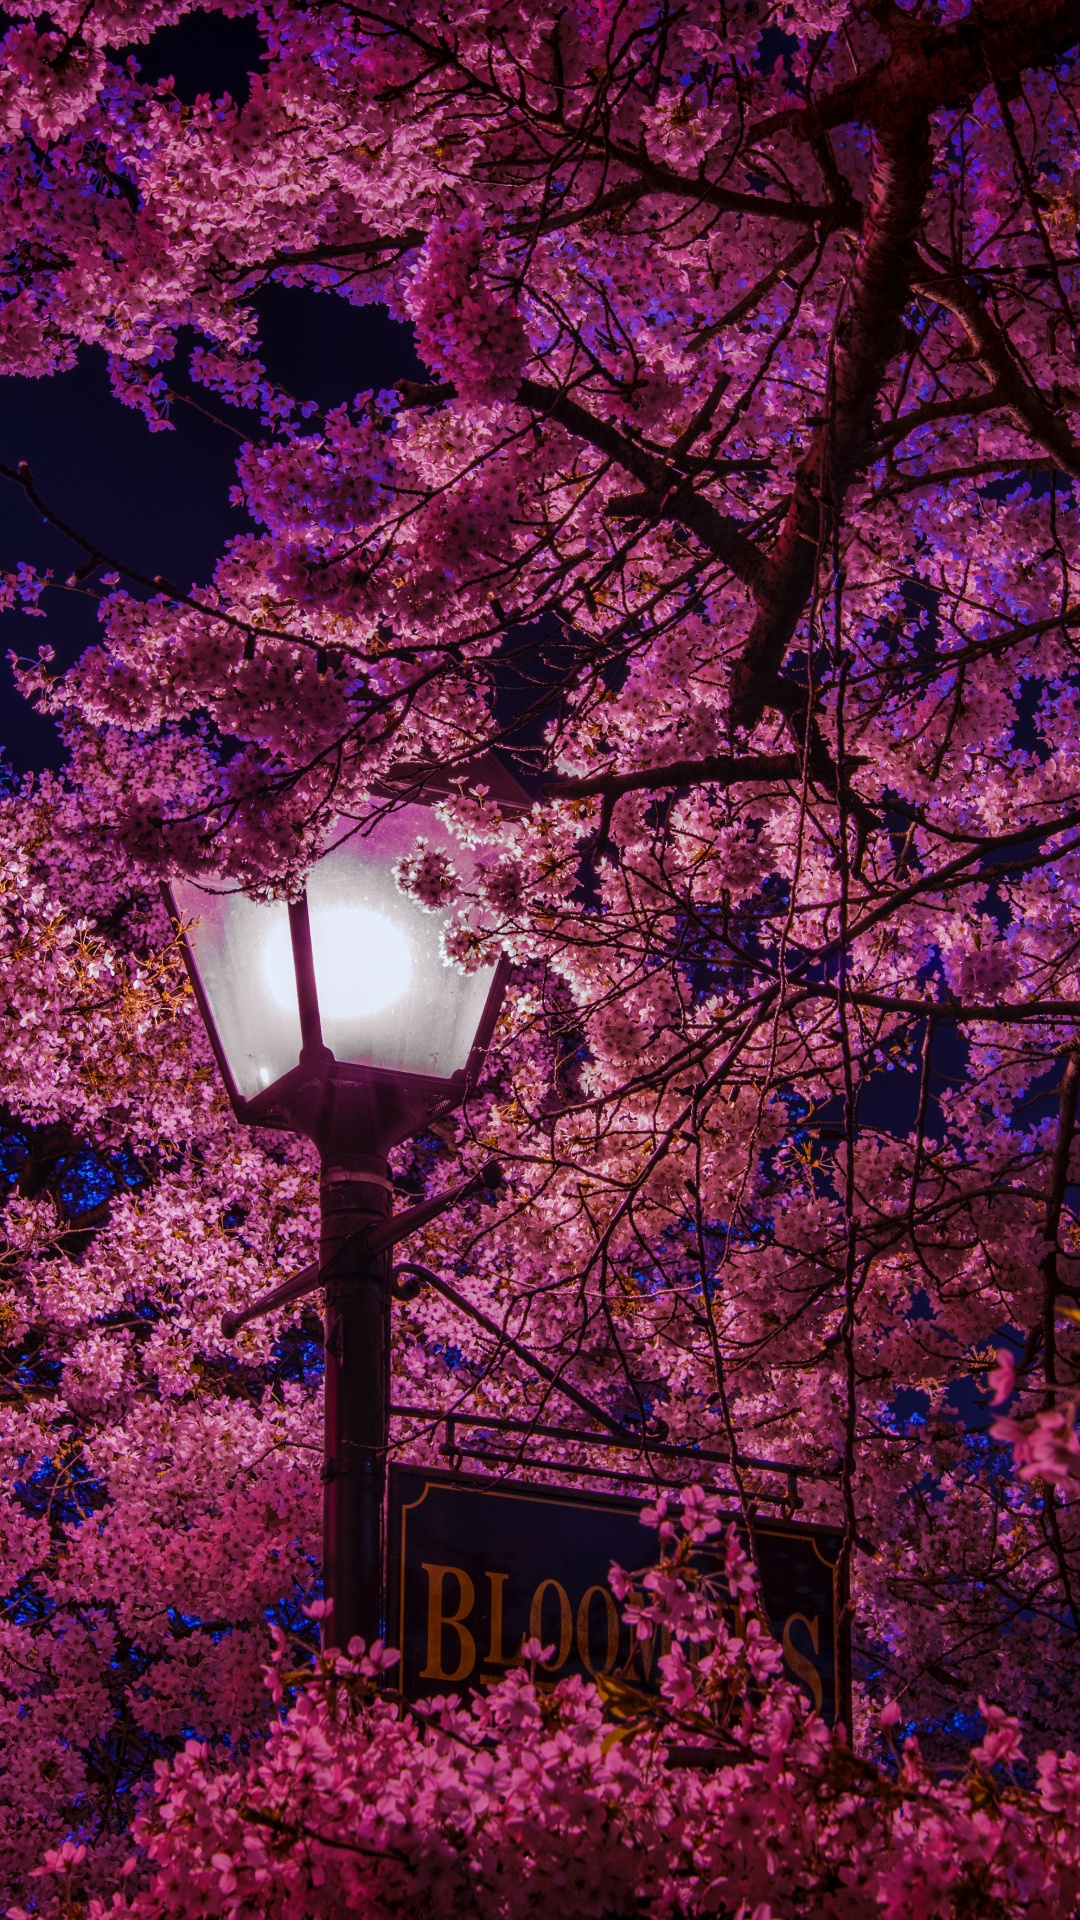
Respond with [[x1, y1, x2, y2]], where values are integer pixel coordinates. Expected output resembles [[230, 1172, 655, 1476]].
[[165, 761, 525, 1653]]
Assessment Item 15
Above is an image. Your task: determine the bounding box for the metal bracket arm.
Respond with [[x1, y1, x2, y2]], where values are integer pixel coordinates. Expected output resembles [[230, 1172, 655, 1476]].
[[219, 1161, 502, 1339], [363, 1159, 502, 1258], [221, 1263, 320, 1339], [390, 1261, 641, 1443]]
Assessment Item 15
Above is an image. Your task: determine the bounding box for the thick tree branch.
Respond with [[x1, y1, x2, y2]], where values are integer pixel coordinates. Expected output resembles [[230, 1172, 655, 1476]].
[[873, 389, 1002, 450], [512, 179, 647, 236], [544, 744, 874, 862], [869, 456, 1055, 502], [730, 122, 933, 732], [809, 988, 1080, 1024], [397, 376, 766, 588], [690, 234, 822, 347], [516, 378, 766, 587], [543, 753, 806, 800], [598, 144, 846, 228], [912, 270, 1080, 479]]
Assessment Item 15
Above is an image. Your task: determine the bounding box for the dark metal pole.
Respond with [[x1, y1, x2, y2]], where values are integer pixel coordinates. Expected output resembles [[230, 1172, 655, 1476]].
[[319, 1152, 391, 1654]]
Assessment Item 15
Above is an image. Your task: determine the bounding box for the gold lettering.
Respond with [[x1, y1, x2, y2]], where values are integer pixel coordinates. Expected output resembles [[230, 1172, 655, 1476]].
[[485, 1571, 510, 1665], [781, 1612, 823, 1714], [576, 1584, 620, 1676], [528, 1578, 573, 1670], [420, 1563, 476, 1683], [630, 1596, 672, 1683]]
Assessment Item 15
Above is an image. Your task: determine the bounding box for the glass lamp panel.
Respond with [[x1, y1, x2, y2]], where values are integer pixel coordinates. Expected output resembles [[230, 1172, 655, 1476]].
[[171, 879, 302, 1100], [309, 806, 496, 1077]]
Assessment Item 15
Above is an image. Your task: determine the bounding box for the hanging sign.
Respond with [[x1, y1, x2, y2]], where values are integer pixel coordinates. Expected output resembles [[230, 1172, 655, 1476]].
[[387, 1466, 849, 1726]]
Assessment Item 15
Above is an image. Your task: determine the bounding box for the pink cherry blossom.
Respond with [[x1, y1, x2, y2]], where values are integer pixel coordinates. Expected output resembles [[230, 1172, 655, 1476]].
[[988, 1349, 1018, 1407], [973, 1697, 1025, 1771]]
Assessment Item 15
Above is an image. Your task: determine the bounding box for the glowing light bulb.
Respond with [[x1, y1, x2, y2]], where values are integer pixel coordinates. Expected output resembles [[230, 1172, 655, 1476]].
[[263, 906, 413, 1021], [312, 905, 413, 1019]]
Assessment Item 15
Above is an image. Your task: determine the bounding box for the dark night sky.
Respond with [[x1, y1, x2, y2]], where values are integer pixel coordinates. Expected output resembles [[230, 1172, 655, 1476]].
[[0, 9, 425, 772]]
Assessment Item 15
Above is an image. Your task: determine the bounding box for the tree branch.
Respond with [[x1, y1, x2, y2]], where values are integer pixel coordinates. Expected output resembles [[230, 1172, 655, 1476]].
[[543, 753, 806, 800], [396, 376, 766, 589], [812, 987, 1080, 1024], [873, 389, 1002, 450], [749, 0, 1080, 142], [730, 122, 933, 732], [912, 269, 1080, 479], [1041, 1051, 1080, 1389], [598, 143, 845, 228]]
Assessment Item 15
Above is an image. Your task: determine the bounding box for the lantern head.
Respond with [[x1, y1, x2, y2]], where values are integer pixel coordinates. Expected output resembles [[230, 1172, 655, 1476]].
[[166, 759, 527, 1156]]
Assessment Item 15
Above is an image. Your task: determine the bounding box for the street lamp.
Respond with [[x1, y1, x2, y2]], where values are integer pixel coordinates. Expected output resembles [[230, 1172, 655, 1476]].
[[165, 759, 526, 1653]]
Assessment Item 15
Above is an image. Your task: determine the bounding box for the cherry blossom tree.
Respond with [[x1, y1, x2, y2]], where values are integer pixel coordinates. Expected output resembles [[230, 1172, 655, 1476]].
[[6, 0, 1080, 1909], [0, 772, 323, 1898]]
